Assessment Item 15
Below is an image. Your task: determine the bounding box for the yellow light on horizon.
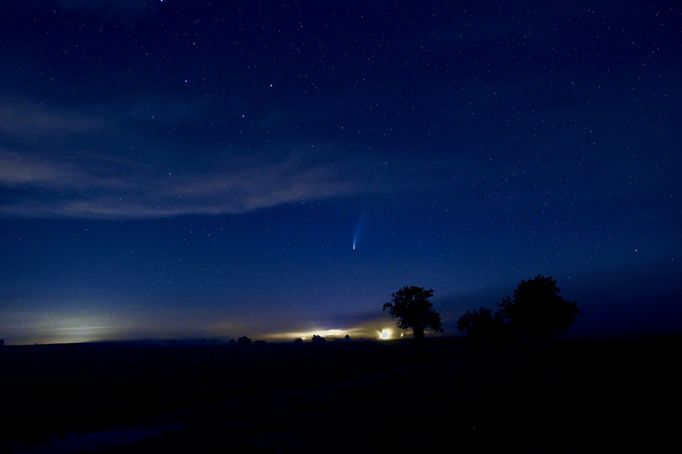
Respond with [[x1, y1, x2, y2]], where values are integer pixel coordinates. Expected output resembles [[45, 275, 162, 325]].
[[378, 328, 393, 340], [270, 328, 350, 340]]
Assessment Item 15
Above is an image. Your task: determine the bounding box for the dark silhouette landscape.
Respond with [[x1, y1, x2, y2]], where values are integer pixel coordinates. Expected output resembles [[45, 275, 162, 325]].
[[2, 277, 681, 452], [2, 333, 680, 452]]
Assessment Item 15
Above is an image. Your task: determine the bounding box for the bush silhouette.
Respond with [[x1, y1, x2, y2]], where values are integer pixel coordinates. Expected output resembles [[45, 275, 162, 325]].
[[383, 286, 443, 341], [237, 336, 252, 345], [457, 307, 505, 339], [498, 275, 579, 340], [311, 334, 326, 344]]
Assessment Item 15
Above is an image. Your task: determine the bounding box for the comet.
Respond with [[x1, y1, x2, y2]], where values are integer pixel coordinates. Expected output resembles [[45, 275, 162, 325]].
[[352, 216, 364, 251]]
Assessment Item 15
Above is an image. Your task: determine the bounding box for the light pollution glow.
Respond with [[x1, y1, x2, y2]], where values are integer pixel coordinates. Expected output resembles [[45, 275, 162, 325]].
[[1, 315, 126, 345], [265, 327, 364, 341], [0, 308, 405, 345], [377, 328, 393, 340], [266, 326, 397, 342]]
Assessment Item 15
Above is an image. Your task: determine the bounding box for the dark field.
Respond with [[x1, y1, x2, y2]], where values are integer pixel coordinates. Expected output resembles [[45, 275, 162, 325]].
[[2, 337, 680, 453]]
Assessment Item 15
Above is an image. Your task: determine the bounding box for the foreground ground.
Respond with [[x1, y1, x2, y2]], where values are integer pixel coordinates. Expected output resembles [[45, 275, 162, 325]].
[[1, 336, 680, 452]]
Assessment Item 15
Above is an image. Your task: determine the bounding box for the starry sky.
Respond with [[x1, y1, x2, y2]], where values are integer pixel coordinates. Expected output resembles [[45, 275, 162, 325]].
[[1, 0, 681, 344]]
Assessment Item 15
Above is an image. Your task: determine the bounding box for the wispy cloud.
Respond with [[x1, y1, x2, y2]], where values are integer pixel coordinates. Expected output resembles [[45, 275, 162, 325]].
[[0, 101, 102, 138], [0, 94, 388, 219], [0, 150, 125, 188], [0, 149, 375, 219]]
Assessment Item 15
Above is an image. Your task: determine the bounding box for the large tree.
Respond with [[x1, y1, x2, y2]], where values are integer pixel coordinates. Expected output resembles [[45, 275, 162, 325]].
[[498, 275, 579, 339], [383, 286, 443, 340]]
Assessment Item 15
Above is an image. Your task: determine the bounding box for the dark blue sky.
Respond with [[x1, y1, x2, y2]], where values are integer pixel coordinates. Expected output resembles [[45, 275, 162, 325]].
[[1, 0, 680, 344]]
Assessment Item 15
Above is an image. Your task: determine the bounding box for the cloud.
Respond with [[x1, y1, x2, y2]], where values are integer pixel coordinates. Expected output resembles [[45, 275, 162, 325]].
[[0, 150, 78, 186], [0, 149, 374, 219], [0, 101, 102, 138], [0, 95, 388, 219], [0, 150, 126, 188]]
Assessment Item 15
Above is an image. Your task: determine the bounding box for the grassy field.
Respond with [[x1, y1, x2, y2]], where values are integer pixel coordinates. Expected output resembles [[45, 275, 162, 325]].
[[2, 336, 680, 452]]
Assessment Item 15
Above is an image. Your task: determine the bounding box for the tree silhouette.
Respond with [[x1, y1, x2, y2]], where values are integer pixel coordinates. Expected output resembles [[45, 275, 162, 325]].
[[311, 334, 326, 344], [457, 307, 505, 339], [383, 286, 443, 341], [236, 336, 252, 345], [498, 275, 579, 340]]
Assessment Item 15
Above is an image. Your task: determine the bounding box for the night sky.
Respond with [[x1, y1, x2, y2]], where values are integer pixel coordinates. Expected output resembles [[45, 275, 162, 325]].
[[1, 1, 681, 344]]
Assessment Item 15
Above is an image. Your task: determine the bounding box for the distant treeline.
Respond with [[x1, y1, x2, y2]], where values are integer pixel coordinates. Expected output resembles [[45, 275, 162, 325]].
[[226, 274, 579, 345], [384, 275, 579, 343]]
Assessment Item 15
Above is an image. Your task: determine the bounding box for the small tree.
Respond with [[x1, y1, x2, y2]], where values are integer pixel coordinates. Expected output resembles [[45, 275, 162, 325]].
[[498, 275, 579, 340], [311, 334, 326, 344], [383, 286, 443, 341], [457, 307, 504, 339], [237, 336, 252, 345]]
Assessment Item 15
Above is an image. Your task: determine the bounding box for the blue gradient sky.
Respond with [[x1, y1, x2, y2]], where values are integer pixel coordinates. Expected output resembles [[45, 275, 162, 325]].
[[1, 0, 681, 344]]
